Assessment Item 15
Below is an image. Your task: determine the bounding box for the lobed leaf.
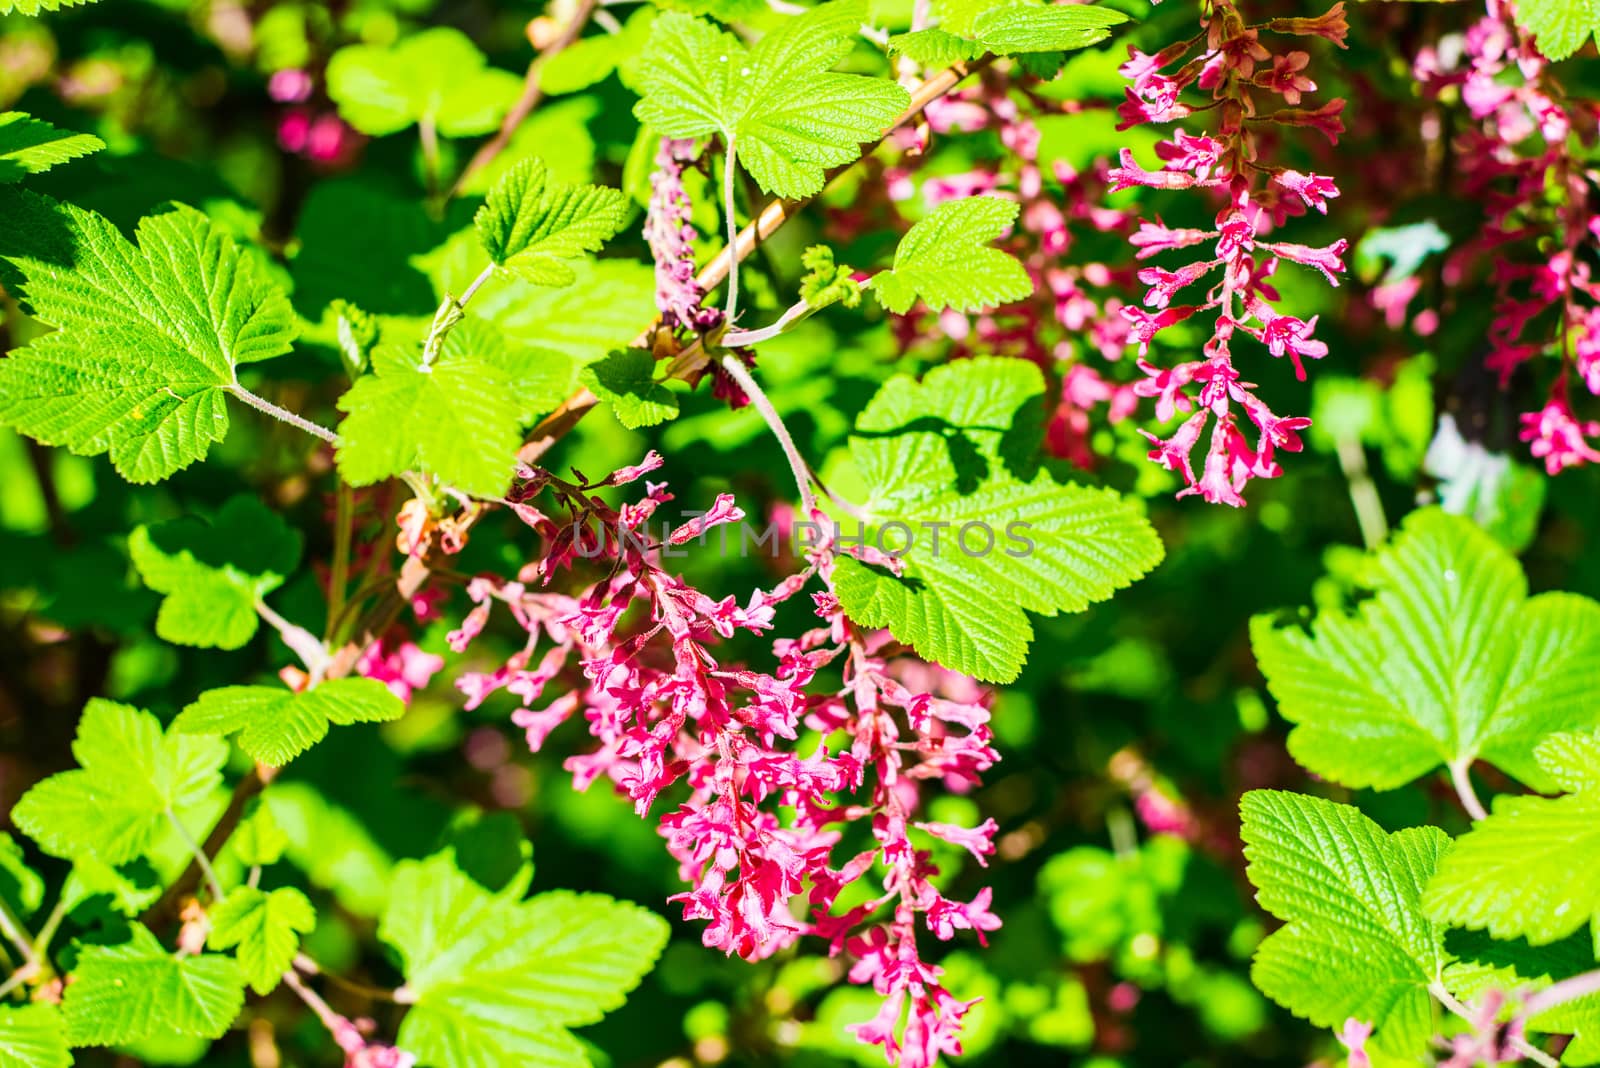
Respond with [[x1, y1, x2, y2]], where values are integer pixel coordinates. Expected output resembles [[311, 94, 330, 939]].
[[475, 157, 629, 286], [870, 196, 1033, 314], [175, 678, 404, 767], [62, 925, 244, 1046], [0, 112, 103, 183], [209, 886, 317, 995], [327, 27, 522, 137], [0, 1004, 70, 1068]]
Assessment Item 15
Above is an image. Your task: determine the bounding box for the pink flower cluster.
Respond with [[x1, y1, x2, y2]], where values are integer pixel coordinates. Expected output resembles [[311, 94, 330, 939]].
[[269, 68, 362, 167], [447, 455, 1001, 1067], [1112, 0, 1349, 504], [645, 137, 725, 332], [1416, 0, 1600, 474]]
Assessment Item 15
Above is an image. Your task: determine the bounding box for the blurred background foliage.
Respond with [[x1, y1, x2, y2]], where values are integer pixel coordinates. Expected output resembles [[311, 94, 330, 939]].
[[2, 0, 1598, 1065]]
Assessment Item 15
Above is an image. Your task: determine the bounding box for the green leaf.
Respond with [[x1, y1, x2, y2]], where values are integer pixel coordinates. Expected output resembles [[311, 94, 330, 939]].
[[208, 886, 316, 995], [13, 699, 226, 864], [128, 496, 302, 650], [799, 245, 861, 309], [633, 0, 911, 198], [381, 852, 668, 1068], [540, 8, 656, 95], [1252, 507, 1600, 792], [888, 29, 986, 66], [579, 349, 679, 430], [964, 2, 1128, 52], [0, 112, 103, 183], [175, 679, 404, 767], [228, 801, 288, 868], [1513, 0, 1600, 60], [336, 335, 525, 498], [1426, 734, 1600, 945], [1240, 790, 1450, 1058], [0, 1004, 70, 1068], [62, 924, 245, 1046], [833, 357, 1162, 683], [0, 0, 98, 13], [1444, 930, 1600, 1064], [869, 196, 1033, 313], [475, 158, 629, 287], [0, 832, 45, 920], [0, 189, 297, 483], [327, 27, 523, 137]]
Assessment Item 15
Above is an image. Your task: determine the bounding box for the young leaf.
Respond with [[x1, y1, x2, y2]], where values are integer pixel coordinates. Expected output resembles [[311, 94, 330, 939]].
[[799, 245, 861, 309], [12, 699, 226, 864], [0, 1004, 70, 1068], [175, 679, 405, 767], [380, 851, 668, 1068], [327, 27, 522, 137], [1240, 790, 1451, 1058], [633, 0, 911, 198], [62, 924, 245, 1046], [1252, 507, 1600, 792], [887, 29, 986, 66], [870, 196, 1033, 313], [833, 357, 1162, 683], [579, 349, 680, 430], [208, 886, 317, 995], [475, 157, 629, 286], [1426, 731, 1600, 946], [336, 338, 525, 498], [944, 1, 1130, 53], [128, 496, 303, 651], [0, 832, 45, 920], [0, 112, 103, 183], [0, 190, 298, 483], [1513, 0, 1600, 60]]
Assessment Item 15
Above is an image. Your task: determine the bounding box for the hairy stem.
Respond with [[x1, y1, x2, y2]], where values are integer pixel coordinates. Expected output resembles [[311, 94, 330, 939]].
[[451, 0, 601, 198], [1524, 968, 1600, 1018], [722, 297, 814, 347], [719, 353, 815, 515], [166, 807, 225, 903], [722, 140, 742, 324], [143, 765, 274, 926], [227, 384, 340, 445], [0, 900, 37, 969], [257, 598, 331, 680], [327, 483, 354, 642], [1335, 437, 1387, 549], [1449, 758, 1488, 822]]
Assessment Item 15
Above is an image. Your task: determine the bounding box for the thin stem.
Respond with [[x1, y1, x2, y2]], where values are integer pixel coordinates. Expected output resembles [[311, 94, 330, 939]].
[[1335, 437, 1387, 549], [719, 354, 815, 515], [722, 297, 814, 348], [227, 384, 340, 445], [722, 139, 741, 324], [1431, 982, 1559, 1068], [419, 113, 441, 199], [143, 765, 274, 926], [31, 898, 68, 963], [256, 598, 330, 679], [0, 967, 31, 1002], [0, 901, 37, 969], [1449, 759, 1489, 822], [1524, 968, 1600, 1018], [294, 954, 402, 1002], [282, 968, 347, 1034], [327, 483, 354, 643], [166, 808, 225, 903]]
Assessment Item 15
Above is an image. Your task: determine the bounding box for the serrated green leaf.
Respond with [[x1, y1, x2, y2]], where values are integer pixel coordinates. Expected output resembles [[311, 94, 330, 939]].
[[0, 189, 297, 483], [1240, 790, 1450, 1058], [541, 8, 656, 95], [0, 0, 98, 13], [128, 496, 301, 651], [579, 349, 679, 430], [327, 27, 522, 137], [0, 1004, 70, 1068], [175, 678, 404, 767], [1513, 0, 1600, 59], [61, 856, 163, 917], [799, 245, 861, 309], [475, 158, 628, 287], [834, 357, 1161, 683], [13, 700, 226, 864], [62, 924, 244, 1046], [1534, 728, 1600, 793], [1252, 507, 1600, 792], [208, 886, 316, 995], [633, 0, 911, 198], [888, 28, 986, 66], [0, 112, 103, 183], [381, 852, 668, 1068], [870, 196, 1033, 313], [964, 2, 1128, 52], [336, 335, 524, 498]]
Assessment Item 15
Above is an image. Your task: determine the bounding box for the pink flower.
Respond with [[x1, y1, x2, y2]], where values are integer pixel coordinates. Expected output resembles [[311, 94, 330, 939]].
[[357, 640, 444, 703], [1520, 398, 1600, 474], [1254, 52, 1315, 104], [1129, 219, 1212, 259], [1258, 313, 1329, 379], [268, 68, 314, 103], [1263, 238, 1348, 285], [915, 818, 998, 866], [1337, 1017, 1373, 1068], [1274, 169, 1340, 213]]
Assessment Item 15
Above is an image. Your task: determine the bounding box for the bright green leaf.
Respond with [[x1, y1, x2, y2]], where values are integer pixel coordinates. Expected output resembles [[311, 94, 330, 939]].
[[1513, 0, 1600, 60], [0, 832, 44, 920], [579, 349, 679, 430], [1240, 790, 1450, 1058], [0, 112, 103, 183], [888, 29, 986, 66], [62, 924, 244, 1046], [1444, 930, 1600, 1064], [799, 245, 861, 310], [0, 0, 99, 14], [381, 851, 668, 1068], [1252, 507, 1600, 792], [13, 700, 226, 864], [870, 196, 1033, 313], [633, 0, 911, 198], [475, 158, 629, 287], [0, 1004, 70, 1068], [175, 678, 404, 767], [0, 189, 297, 483], [209, 886, 317, 995], [327, 28, 522, 137], [965, 3, 1128, 53], [834, 357, 1162, 683]]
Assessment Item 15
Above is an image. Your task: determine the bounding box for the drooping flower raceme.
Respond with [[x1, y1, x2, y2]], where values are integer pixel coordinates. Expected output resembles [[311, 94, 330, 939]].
[[1112, 0, 1350, 504], [448, 459, 1001, 1067]]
